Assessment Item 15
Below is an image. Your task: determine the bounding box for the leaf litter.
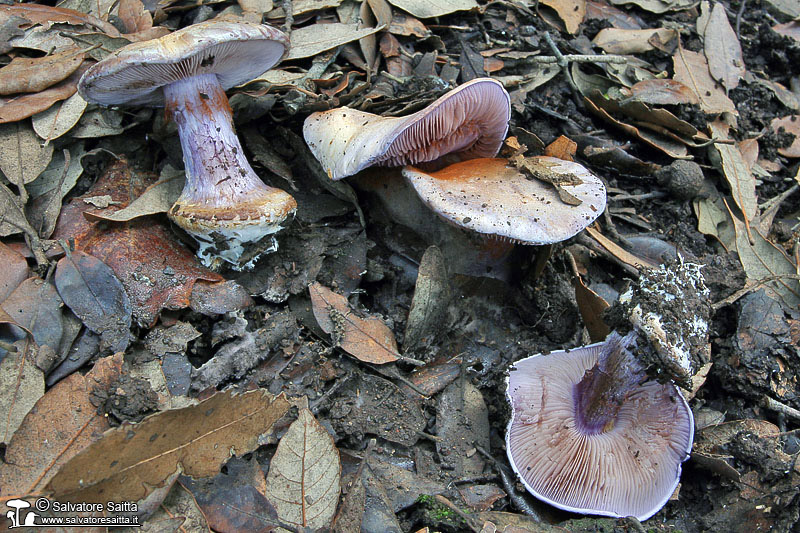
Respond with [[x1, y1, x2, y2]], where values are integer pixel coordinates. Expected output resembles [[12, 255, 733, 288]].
[[0, 0, 799, 531]]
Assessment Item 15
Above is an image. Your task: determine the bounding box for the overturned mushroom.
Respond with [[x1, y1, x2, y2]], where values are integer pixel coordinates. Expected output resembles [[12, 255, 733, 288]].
[[78, 20, 297, 269], [303, 78, 511, 180], [402, 157, 606, 245], [505, 331, 694, 521]]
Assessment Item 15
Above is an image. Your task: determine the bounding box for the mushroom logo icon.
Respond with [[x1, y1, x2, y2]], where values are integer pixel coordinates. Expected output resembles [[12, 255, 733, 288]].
[[5, 499, 38, 528]]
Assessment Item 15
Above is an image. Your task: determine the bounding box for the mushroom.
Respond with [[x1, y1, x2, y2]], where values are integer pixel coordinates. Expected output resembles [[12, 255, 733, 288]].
[[78, 20, 297, 269], [302, 78, 511, 180], [402, 157, 606, 245], [505, 331, 694, 521]]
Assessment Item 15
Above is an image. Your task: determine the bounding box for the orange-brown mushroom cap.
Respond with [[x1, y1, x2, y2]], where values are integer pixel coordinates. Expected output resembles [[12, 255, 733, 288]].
[[402, 157, 606, 245]]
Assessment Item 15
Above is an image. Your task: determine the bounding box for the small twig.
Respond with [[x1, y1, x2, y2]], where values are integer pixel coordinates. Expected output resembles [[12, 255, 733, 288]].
[[529, 54, 628, 64], [281, 0, 293, 35], [575, 233, 641, 278], [610, 191, 667, 202], [310, 373, 353, 413], [475, 444, 543, 520], [735, 0, 747, 38], [763, 396, 800, 422], [543, 31, 581, 106]]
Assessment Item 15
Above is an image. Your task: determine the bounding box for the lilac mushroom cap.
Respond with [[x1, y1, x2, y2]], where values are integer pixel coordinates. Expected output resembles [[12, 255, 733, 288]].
[[78, 21, 296, 269], [505, 332, 694, 521], [302, 78, 511, 180], [402, 157, 606, 245]]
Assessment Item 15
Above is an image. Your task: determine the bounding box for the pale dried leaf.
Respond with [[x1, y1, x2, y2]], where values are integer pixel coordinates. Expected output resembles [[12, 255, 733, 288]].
[[117, 0, 152, 34], [709, 120, 758, 222], [385, 0, 477, 18], [287, 23, 385, 60], [0, 48, 85, 95], [265, 408, 341, 531], [31, 92, 88, 142], [770, 115, 800, 157], [46, 390, 290, 502], [585, 226, 658, 270], [540, 0, 586, 34], [84, 175, 184, 222], [309, 282, 400, 364], [593, 27, 674, 54], [0, 180, 32, 237], [762, 0, 800, 18], [673, 47, 736, 115], [238, 0, 274, 14], [0, 340, 45, 445], [703, 2, 745, 91], [0, 121, 54, 188], [607, 0, 695, 14], [0, 354, 123, 498]]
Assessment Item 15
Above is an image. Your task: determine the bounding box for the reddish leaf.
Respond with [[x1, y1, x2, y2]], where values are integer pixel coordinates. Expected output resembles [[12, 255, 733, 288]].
[[52, 159, 223, 327], [629, 78, 699, 105], [0, 62, 89, 124]]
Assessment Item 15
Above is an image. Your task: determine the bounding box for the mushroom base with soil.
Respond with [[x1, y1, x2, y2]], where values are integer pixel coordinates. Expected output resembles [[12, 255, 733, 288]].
[[165, 73, 297, 270]]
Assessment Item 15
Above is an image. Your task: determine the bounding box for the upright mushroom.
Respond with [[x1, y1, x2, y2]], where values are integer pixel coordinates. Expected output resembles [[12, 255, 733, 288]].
[[505, 331, 694, 521], [78, 20, 297, 269], [303, 78, 511, 180]]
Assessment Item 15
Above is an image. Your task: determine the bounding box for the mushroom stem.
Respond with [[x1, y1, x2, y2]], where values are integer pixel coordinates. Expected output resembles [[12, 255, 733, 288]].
[[573, 332, 645, 435], [164, 73, 296, 267]]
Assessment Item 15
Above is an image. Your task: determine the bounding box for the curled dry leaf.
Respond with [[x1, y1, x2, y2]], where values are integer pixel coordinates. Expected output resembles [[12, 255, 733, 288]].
[[385, 0, 478, 18], [0, 47, 85, 95], [310, 282, 401, 364], [45, 390, 290, 503], [0, 353, 124, 498], [55, 250, 132, 354], [770, 115, 800, 158], [265, 408, 341, 532], [703, 2, 745, 91]]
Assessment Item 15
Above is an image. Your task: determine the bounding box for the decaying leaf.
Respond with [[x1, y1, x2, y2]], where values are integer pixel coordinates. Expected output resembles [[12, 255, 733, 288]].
[[592, 27, 675, 54], [46, 389, 290, 503], [51, 159, 223, 326], [84, 175, 183, 222], [607, 0, 695, 14], [708, 120, 758, 223], [385, 0, 477, 18], [265, 409, 340, 531], [0, 121, 54, 192], [310, 282, 401, 364], [703, 2, 745, 91], [31, 92, 88, 142], [55, 249, 132, 354], [436, 379, 490, 478], [0, 354, 124, 498], [287, 23, 385, 60], [673, 47, 736, 115], [0, 340, 45, 446], [0, 180, 34, 237], [1, 276, 64, 351], [540, 0, 586, 34], [404, 246, 450, 350], [770, 115, 800, 158]]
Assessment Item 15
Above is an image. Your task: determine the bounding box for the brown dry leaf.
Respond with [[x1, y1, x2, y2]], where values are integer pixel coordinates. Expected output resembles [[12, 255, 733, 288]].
[[0, 121, 54, 192], [540, 0, 586, 34], [585, 226, 659, 270], [585, 0, 642, 29], [0, 354, 123, 499], [45, 390, 290, 503], [673, 47, 736, 115], [572, 274, 611, 342], [265, 408, 341, 532], [583, 96, 690, 158], [51, 159, 222, 327], [629, 78, 699, 105], [738, 138, 759, 171], [543, 135, 577, 160], [703, 2, 745, 91], [287, 23, 385, 60], [389, 11, 429, 37], [0, 3, 120, 36], [309, 282, 401, 364], [592, 27, 675, 54], [0, 241, 29, 302], [0, 62, 89, 124], [708, 120, 758, 223], [773, 21, 800, 42], [0, 48, 85, 95], [770, 115, 800, 157], [118, 0, 152, 34], [0, 340, 45, 446], [385, 0, 477, 18], [606, 0, 695, 14], [725, 201, 800, 308]]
